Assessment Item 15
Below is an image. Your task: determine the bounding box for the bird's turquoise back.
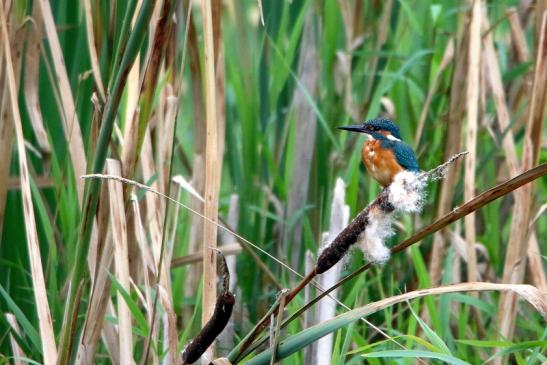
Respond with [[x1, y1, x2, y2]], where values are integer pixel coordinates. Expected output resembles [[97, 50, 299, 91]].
[[380, 139, 420, 172]]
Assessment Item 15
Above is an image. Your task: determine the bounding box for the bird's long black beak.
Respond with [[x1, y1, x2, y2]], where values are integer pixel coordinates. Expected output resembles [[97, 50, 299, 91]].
[[337, 124, 368, 134]]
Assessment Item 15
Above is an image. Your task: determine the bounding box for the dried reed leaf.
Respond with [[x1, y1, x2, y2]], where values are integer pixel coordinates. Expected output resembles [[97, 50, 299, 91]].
[[5, 313, 27, 365], [507, 8, 530, 62], [24, 5, 51, 156], [120, 54, 141, 178], [0, 5, 57, 364], [247, 283, 546, 364], [83, 0, 106, 100], [0, 5, 23, 238], [35, 0, 87, 203]]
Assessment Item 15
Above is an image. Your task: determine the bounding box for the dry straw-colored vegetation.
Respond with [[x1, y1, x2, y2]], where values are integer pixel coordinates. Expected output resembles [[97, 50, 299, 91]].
[[0, 1, 545, 364]]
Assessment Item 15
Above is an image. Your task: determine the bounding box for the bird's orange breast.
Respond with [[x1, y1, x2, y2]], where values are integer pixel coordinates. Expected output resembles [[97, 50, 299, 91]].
[[361, 140, 403, 187]]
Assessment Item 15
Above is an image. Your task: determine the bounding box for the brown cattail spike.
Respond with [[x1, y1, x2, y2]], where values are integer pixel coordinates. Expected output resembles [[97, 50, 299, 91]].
[[182, 292, 235, 364]]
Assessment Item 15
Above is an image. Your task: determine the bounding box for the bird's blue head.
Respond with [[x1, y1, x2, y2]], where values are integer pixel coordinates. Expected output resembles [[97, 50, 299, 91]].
[[337, 118, 402, 141]]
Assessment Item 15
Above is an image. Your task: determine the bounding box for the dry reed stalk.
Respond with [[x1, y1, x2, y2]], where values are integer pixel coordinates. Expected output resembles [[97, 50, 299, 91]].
[[182, 0, 207, 314], [415, 38, 455, 147], [200, 0, 222, 360], [0, 2, 23, 238], [83, 0, 105, 101], [464, 0, 481, 284], [5, 313, 27, 365], [498, 10, 547, 342], [507, 8, 530, 62], [131, 194, 157, 278], [506, 7, 532, 134], [120, 25, 142, 178], [141, 128, 178, 362], [158, 286, 179, 365], [483, 13, 519, 177], [428, 22, 468, 286], [76, 234, 118, 365], [76, 181, 119, 365], [125, 0, 174, 183], [24, 5, 51, 156], [131, 195, 159, 365], [337, 0, 355, 117], [103, 301, 122, 364], [35, 0, 87, 203], [314, 178, 349, 365], [107, 159, 134, 364], [285, 11, 319, 268], [158, 90, 178, 193], [0, 4, 58, 363], [303, 251, 316, 365]]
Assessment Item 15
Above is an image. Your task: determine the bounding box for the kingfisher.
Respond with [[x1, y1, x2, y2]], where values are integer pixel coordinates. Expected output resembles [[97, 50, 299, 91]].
[[338, 118, 420, 187]]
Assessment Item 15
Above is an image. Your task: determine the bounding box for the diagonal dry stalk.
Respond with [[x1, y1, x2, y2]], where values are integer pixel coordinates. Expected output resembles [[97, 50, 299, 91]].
[[233, 162, 547, 363]]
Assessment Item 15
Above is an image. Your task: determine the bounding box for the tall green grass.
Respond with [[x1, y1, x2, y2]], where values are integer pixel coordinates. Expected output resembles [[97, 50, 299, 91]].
[[0, 1, 545, 364]]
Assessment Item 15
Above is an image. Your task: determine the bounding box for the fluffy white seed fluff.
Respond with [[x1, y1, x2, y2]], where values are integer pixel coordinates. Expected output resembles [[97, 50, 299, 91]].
[[356, 207, 394, 264], [388, 170, 426, 213]]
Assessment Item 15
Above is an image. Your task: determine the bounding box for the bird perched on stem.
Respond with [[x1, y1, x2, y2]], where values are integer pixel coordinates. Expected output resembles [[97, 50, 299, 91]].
[[338, 118, 420, 187]]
